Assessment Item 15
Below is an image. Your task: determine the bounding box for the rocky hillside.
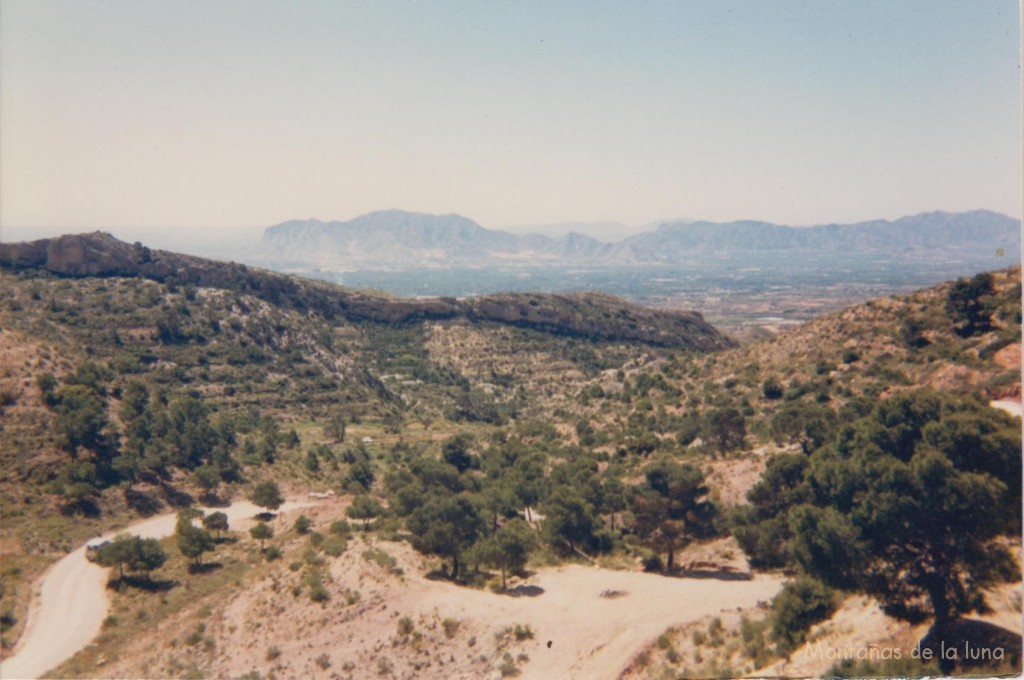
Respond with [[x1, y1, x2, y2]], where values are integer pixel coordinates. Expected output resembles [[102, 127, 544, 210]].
[[0, 232, 732, 351]]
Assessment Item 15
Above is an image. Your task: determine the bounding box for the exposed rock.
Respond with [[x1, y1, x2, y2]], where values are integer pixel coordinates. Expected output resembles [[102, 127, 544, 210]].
[[0, 232, 735, 351]]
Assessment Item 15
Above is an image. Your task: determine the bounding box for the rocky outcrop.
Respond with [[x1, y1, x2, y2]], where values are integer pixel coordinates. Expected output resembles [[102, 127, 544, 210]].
[[0, 232, 735, 350]]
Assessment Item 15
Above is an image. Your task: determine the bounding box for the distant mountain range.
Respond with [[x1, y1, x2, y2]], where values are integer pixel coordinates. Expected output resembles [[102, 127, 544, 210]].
[[258, 209, 1021, 270]]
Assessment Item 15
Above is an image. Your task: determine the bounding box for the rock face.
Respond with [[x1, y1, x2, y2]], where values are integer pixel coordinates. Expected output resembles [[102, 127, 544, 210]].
[[0, 233, 735, 351]]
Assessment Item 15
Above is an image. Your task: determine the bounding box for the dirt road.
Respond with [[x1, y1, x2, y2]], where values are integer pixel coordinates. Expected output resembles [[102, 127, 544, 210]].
[[0, 501, 311, 680], [991, 399, 1022, 418]]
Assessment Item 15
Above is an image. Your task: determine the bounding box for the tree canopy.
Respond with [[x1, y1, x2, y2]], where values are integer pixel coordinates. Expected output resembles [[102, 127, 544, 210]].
[[94, 534, 167, 581], [249, 480, 284, 513], [733, 389, 1021, 624], [406, 494, 484, 581], [175, 516, 215, 566], [629, 459, 716, 571]]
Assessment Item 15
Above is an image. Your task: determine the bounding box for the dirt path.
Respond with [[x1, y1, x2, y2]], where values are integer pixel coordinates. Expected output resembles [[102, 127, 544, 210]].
[[990, 399, 1022, 418], [0, 501, 312, 680]]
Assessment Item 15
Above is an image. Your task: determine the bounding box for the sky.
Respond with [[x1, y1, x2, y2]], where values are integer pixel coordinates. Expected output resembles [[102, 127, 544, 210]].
[[1, 0, 1021, 244]]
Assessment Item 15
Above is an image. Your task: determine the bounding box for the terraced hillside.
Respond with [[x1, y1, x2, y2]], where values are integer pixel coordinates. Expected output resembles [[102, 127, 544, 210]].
[[0, 235, 1019, 679]]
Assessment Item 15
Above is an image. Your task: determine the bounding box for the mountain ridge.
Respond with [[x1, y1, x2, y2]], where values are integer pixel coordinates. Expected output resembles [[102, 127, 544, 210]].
[[258, 209, 1021, 269], [0, 232, 733, 351]]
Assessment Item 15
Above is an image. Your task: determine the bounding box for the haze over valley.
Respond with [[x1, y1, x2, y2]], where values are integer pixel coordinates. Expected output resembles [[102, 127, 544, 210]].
[[1, 2, 1021, 679], [250, 208, 1021, 333]]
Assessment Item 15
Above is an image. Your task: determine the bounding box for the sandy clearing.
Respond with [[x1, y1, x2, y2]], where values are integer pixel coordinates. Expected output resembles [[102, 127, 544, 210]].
[[421, 565, 786, 680], [210, 536, 785, 680], [0, 501, 313, 680]]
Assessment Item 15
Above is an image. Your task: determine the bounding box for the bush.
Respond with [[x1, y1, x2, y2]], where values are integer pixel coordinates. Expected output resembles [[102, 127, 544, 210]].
[[770, 576, 837, 655], [513, 624, 533, 641], [329, 519, 352, 536], [442, 617, 460, 638], [322, 536, 347, 557], [498, 654, 520, 677], [397, 616, 414, 636], [309, 583, 329, 602], [762, 377, 784, 400], [294, 515, 312, 534]]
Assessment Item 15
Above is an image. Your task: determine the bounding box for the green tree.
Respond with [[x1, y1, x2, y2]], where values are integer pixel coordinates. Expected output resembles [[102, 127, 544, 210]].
[[119, 381, 150, 423], [541, 487, 595, 555], [791, 391, 1020, 625], [250, 522, 274, 550], [202, 511, 229, 539], [163, 397, 218, 469], [52, 460, 101, 511], [192, 465, 221, 500], [249, 480, 284, 514], [346, 459, 375, 490], [730, 453, 810, 569], [599, 475, 628, 532], [762, 377, 784, 400], [702, 406, 747, 455], [770, 576, 837, 655], [407, 494, 484, 581], [175, 519, 215, 567], [54, 385, 109, 456], [130, 536, 168, 578], [442, 434, 476, 473], [507, 454, 545, 522], [36, 373, 58, 407], [294, 514, 312, 534], [95, 534, 167, 582], [629, 460, 716, 571], [475, 518, 536, 590], [93, 534, 135, 580], [946, 272, 994, 337], [480, 482, 518, 532], [325, 415, 346, 442], [770, 401, 837, 454], [346, 495, 385, 530]]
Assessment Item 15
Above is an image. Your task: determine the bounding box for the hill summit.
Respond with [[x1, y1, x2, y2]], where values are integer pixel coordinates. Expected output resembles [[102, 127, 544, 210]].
[[0, 231, 734, 351]]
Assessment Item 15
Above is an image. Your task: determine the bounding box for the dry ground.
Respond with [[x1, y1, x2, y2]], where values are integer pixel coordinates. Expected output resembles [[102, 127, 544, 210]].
[[88, 506, 785, 680]]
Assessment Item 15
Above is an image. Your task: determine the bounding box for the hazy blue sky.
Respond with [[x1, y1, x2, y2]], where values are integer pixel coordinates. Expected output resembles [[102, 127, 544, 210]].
[[1, 0, 1020, 239]]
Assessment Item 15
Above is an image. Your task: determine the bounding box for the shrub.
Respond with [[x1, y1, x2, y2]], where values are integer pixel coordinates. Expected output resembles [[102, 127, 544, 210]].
[[762, 377, 784, 400], [329, 519, 352, 536], [309, 583, 329, 602], [322, 536, 347, 557], [397, 616, 414, 636], [442, 617, 460, 638], [498, 653, 520, 677], [294, 515, 312, 534], [770, 576, 837, 655]]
